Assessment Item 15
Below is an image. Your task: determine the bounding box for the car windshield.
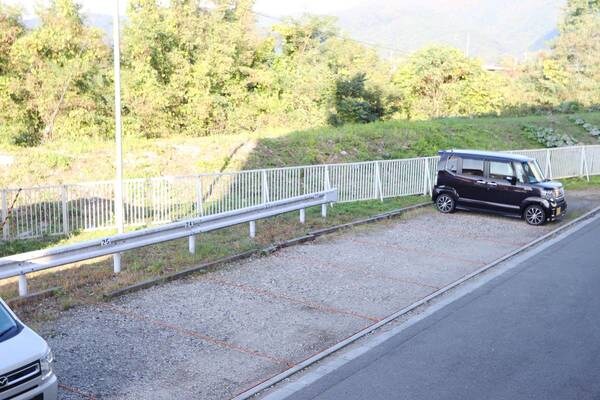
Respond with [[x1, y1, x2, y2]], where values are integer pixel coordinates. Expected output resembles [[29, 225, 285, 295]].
[[0, 302, 17, 341], [522, 160, 545, 183]]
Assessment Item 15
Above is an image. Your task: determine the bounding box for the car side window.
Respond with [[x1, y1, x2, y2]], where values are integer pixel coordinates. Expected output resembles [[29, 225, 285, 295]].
[[489, 161, 515, 181], [446, 156, 459, 173], [513, 162, 526, 183], [461, 158, 484, 177]]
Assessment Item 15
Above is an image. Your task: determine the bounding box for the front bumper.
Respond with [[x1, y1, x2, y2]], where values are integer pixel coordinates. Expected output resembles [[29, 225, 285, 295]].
[[1, 374, 57, 400], [546, 198, 567, 221]]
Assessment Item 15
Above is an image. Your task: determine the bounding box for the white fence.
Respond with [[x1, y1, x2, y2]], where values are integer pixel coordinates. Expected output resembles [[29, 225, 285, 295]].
[[1, 145, 599, 241]]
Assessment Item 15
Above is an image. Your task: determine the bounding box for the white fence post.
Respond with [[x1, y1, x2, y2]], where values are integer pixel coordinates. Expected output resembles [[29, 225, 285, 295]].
[[1, 189, 8, 240], [545, 149, 552, 179], [195, 176, 204, 216], [18, 274, 28, 297], [374, 161, 383, 202], [61, 185, 69, 235], [422, 158, 431, 196], [580, 146, 590, 181], [261, 170, 270, 204], [251, 170, 269, 237], [322, 166, 330, 217], [299, 208, 305, 224], [151, 179, 159, 225]]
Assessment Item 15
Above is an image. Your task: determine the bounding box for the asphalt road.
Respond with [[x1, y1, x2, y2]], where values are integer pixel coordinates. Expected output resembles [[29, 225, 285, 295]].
[[284, 215, 600, 400]]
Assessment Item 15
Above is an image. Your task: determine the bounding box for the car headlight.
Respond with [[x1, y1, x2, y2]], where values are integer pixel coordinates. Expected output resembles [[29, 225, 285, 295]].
[[40, 348, 54, 380], [542, 190, 555, 200]]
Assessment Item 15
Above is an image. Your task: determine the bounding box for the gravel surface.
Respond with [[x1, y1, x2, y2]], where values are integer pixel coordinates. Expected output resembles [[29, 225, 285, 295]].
[[40, 191, 600, 400]]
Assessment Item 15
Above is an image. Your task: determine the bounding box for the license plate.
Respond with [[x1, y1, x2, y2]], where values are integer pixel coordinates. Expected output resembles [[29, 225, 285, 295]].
[[556, 207, 561, 215]]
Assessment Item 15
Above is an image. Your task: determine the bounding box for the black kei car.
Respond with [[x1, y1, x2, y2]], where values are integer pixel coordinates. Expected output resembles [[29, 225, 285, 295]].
[[432, 149, 567, 225]]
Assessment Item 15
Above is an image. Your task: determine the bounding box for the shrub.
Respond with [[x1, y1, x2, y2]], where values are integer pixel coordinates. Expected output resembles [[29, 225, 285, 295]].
[[521, 125, 576, 147]]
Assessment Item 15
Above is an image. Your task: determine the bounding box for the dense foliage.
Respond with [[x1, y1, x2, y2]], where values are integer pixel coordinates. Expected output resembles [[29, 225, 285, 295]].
[[0, 0, 598, 146], [392, 46, 506, 119]]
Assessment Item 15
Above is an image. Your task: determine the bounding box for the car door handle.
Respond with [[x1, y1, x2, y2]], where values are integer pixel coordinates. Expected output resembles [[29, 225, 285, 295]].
[[487, 182, 498, 187], [476, 180, 486, 184]]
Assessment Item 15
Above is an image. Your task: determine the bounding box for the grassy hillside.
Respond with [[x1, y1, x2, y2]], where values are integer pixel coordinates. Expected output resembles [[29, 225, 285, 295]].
[[245, 113, 600, 169], [1, 112, 599, 188]]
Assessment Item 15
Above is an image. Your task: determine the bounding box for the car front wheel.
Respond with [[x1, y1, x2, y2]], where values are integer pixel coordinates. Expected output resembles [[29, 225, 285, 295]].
[[524, 204, 546, 226], [436, 194, 455, 213]]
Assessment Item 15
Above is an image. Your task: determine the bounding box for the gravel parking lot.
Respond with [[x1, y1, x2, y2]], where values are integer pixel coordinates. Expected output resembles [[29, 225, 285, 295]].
[[41, 190, 600, 400]]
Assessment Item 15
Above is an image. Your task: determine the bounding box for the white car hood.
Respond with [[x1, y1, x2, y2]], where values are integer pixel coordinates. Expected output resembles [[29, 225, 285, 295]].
[[0, 326, 47, 375]]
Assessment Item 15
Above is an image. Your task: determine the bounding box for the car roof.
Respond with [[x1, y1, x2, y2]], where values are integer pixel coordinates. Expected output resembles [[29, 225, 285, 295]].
[[438, 149, 533, 162]]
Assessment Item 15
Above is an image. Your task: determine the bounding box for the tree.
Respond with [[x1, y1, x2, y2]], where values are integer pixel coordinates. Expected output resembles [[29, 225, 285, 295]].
[[393, 46, 505, 119], [121, 0, 267, 137], [0, 4, 24, 74], [329, 73, 385, 125], [5, 0, 111, 145], [267, 15, 338, 128], [324, 37, 396, 125], [550, 0, 600, 105]]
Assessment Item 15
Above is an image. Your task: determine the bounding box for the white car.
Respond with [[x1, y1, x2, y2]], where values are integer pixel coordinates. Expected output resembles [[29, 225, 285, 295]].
[[0, 298, 57, 400]]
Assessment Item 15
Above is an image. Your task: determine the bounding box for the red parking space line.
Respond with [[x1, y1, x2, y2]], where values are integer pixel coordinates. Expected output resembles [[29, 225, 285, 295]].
[[205, 276, 380, 323], [288, 253, 440, 291], [99, 303, 293, 367], [58, 384, 97, 400], [350, 237, 483, 267]]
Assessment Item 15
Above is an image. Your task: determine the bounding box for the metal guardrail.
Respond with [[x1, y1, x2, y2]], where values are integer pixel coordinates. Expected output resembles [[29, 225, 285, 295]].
[[0, 145, 599, 241], [1, 189, 337, 297]]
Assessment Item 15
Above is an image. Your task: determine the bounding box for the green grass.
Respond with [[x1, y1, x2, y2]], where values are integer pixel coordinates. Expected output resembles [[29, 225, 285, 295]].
[[2, 112, 599, 187], [562, 175, 600, 190], [0, 227, 140, 257], [244, 112, 600, 169]]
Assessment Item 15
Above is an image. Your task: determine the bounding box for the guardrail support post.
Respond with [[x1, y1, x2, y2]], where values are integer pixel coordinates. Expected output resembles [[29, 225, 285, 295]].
[[1, 190, 8, 240], [299, 208, 305, 224], [18, 274, 27, 297], [113, 253, 122, 273], [61, 185, 69, 235], [249, 220, 256, 238], [188, 235, 196, 254]]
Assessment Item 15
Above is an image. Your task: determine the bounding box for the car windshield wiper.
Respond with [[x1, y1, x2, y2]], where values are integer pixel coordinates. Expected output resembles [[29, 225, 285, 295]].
[[0, 325, 15, 338]]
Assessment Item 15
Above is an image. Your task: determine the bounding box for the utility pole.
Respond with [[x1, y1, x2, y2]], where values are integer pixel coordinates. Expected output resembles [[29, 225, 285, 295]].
[[113, 0, 124, 234]]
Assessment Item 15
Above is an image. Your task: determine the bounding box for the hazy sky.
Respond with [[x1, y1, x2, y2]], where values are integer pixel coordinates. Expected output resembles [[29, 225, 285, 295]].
[[5, 0, 367, 17]]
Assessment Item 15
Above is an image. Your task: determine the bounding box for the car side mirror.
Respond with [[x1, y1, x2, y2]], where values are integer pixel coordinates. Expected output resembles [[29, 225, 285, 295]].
[[506, 176, 517, 185]]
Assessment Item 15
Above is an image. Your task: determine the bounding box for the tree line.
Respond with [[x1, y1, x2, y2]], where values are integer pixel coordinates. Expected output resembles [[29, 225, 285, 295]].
[[0, 0, 598, 146]]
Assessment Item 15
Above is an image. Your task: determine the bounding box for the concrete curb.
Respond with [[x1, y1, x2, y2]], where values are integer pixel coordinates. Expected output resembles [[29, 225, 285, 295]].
[[103, 201, 431, 299], [6, 287, 61, 308], [231, 204, 600, 400]]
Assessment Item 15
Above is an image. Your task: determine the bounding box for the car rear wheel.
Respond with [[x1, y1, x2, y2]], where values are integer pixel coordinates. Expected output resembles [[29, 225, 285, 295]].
[[436, 194, 455, 213], [524, 204, 546, 226]]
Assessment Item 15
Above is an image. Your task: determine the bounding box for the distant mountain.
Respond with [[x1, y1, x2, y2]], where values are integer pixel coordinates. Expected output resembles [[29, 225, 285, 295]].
[[23, 0, 565, 62], [334, 0, 565, 62], [529, 28, 560, 52]]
